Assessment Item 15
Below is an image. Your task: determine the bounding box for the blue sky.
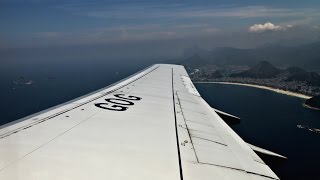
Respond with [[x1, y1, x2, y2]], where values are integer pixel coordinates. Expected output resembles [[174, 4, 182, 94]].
[[1, 0, 320, 51]]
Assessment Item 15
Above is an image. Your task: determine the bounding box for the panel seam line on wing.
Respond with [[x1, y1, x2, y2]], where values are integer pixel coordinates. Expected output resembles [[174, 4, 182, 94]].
[[172, 68, 184, 180], [191, 136, 227, 146]]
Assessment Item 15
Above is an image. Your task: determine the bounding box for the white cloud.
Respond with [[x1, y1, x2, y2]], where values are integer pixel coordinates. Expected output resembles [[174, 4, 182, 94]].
[[286, 24, 294, 28], [249, 22, 293, 33], [312, 26, 320, 30]]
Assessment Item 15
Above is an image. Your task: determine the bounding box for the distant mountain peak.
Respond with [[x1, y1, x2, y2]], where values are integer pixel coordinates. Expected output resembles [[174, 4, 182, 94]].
[[232, 61, 282, 78], [178, 41, 320, 72], [286, 66, 307, 74], [250, 61, 281, 73], [182, 46, 210, 58], [178, 53, 208, 67]]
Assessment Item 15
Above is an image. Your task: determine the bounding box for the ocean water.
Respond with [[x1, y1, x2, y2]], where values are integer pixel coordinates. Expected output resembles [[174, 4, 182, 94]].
[[0, 59, 150, 125], [195, 83, 320, 180], [1, 62, 319, 179]]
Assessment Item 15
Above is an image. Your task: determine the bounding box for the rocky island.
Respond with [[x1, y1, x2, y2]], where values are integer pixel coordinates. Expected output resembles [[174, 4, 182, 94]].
[[304, 95, 320, 110]]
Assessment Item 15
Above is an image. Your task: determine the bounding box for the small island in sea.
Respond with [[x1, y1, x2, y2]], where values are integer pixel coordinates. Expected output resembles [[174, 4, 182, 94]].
[[304, 95, 320, 110], [13, 76, 34, 86]]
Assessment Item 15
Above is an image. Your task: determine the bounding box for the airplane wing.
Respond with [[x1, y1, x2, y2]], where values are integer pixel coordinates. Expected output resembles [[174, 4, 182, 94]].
[[0, 64, 280, 180]]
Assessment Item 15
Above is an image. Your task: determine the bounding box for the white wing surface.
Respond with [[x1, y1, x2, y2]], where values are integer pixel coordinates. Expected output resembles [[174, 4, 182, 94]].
[[0, 64, 279, 180]]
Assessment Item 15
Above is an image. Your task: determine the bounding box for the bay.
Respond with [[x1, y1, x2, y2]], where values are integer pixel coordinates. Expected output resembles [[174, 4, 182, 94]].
[[195, 83, 320, 180]]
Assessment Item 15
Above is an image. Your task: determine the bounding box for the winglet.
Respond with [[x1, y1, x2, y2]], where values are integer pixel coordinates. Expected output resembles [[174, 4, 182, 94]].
[[212, 108, 241, 125], [247, 143, 287, 159]]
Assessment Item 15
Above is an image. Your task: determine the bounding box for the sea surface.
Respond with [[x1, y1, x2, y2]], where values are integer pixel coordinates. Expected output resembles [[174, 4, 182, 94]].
[[1, 62, 320, 179], [195, 83, 320, 180], [0, 59, 150, 126]]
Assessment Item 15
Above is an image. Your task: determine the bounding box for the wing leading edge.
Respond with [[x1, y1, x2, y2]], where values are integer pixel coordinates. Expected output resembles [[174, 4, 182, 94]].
[[0, 64, 280, 180]]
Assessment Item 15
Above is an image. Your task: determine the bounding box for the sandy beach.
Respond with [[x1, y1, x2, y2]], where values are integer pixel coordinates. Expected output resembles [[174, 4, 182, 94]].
[[195, 81, 312, 99]]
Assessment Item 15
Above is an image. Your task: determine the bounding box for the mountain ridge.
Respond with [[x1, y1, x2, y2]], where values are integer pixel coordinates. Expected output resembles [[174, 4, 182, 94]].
[[178, 41, 320, 72], [231, 61, 282, 78]]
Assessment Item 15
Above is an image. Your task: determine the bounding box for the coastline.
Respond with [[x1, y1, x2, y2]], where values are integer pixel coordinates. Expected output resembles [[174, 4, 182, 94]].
[[194, 81, 312, 99], [303, 103, 320, 111]]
